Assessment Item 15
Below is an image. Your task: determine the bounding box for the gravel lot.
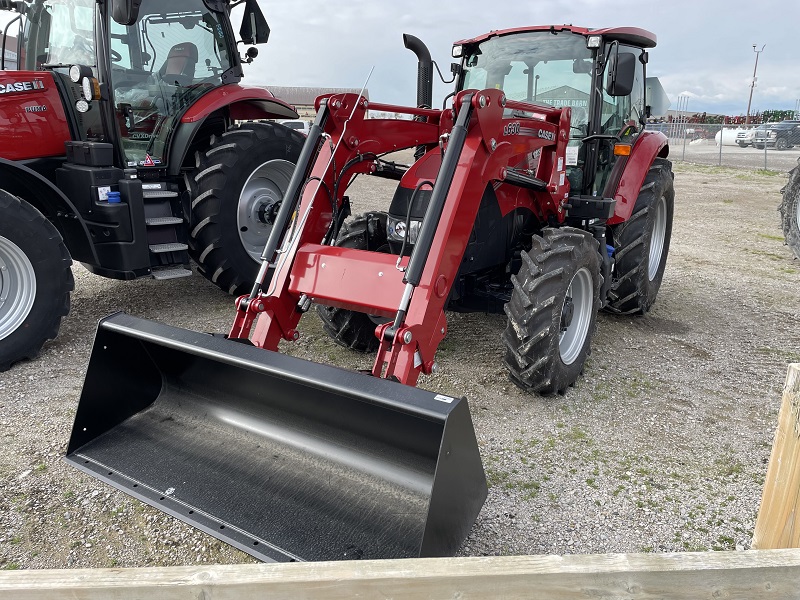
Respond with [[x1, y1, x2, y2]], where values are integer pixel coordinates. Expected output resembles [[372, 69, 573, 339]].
[[1, 159, 799, 570]]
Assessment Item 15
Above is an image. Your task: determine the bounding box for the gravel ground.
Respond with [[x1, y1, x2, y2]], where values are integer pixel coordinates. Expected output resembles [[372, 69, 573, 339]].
[[1, 159, 799, 570]]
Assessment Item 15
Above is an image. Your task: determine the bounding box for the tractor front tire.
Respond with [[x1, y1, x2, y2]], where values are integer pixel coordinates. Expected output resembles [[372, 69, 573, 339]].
[[0, 191, 73, 372], [780, 165, 800, 260], [188, 122, 305, 296], [503, 228, 601, 395], [606, 158, 675, 315], [317, 213, 390, 352]]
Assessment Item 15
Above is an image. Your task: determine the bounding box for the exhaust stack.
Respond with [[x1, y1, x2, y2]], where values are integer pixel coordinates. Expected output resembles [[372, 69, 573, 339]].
[[403, 33, 433, 109]]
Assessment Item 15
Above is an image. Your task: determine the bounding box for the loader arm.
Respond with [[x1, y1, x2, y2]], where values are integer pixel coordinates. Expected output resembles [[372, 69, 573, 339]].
[[231, 89, 570, 386]]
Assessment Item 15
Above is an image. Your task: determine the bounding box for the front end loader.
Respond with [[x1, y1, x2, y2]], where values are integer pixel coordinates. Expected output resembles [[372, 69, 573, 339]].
[[66, 25, 674, 562]]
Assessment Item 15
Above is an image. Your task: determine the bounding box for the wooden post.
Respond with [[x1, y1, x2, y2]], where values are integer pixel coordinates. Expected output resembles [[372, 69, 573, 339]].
[[754, 363, 800, 549]]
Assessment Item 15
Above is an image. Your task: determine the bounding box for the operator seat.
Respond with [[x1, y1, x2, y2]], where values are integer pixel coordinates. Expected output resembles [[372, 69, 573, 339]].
[[159, 42, 198, 87]]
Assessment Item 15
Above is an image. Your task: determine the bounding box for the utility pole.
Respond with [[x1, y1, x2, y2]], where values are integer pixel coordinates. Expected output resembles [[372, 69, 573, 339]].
[[745, 44, 765, 125]]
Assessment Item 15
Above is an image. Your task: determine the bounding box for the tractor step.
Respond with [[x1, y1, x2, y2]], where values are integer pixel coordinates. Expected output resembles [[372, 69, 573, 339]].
[[149, 242, 188, 253], [145, 216, 183, 226], [143, 190, 179, 199], [151, 266, 192, 280], [141, 182, 190, 270]]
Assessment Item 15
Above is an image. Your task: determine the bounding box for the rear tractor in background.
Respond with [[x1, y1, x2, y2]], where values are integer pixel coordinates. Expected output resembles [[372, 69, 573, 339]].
[[0, 0, 305, 371]]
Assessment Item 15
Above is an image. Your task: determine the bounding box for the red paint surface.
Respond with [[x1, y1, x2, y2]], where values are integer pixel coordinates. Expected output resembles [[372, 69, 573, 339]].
[[0, 71, 70, 160]]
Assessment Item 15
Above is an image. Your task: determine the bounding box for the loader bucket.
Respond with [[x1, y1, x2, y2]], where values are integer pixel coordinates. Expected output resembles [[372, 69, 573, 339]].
[[65, 313, 487, 562]]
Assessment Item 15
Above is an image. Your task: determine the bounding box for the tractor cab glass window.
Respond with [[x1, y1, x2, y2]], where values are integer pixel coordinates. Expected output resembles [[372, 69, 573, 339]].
[[109, 0, 234, 167], [20, 0, 96, 69], [461, 31, 593, 136], [600, 44, 645, 137]]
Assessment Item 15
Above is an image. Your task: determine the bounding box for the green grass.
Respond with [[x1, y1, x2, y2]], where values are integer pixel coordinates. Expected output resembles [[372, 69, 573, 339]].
[[758, 233, 786, 242]]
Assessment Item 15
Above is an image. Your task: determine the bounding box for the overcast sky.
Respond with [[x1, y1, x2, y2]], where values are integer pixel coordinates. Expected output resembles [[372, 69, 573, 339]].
[[244, 0, 799, 117], [2, 0, 798, 117]]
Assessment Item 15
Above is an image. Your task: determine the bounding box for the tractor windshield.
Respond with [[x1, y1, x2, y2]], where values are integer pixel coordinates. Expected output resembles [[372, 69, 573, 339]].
[[461, 31, 593, 135], [109, 0, 234, 167]]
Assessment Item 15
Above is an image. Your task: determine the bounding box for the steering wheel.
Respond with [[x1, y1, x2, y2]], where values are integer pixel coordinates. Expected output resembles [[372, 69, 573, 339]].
[[110, 49, 122, 63]]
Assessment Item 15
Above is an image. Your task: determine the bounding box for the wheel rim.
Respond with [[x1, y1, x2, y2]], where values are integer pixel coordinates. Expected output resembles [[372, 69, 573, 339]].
[[648, 194, 668, 281], [0, 235, 37, 342], [559, 267, 593, 365], [237, 159, 296, 263]]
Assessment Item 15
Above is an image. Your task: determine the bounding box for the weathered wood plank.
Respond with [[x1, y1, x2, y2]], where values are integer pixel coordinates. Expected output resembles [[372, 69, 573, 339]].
[[754, 363, 800, 549], [2, 550, 800, 599]]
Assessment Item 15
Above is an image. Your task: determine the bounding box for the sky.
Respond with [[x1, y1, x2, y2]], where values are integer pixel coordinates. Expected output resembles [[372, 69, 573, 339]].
[[2, 0, 798, 117], [241, 0, 799, 117]]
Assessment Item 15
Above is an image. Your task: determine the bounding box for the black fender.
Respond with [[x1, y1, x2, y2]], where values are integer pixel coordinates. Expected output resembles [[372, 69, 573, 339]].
[[0, 157, 98, 264], [167, 93, 300, 177]]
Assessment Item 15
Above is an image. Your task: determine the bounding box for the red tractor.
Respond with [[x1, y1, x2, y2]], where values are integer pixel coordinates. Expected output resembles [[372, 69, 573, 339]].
[[66, 26, 674, 563], [0, 0, 305, 371], [243, 25, 675, 394]]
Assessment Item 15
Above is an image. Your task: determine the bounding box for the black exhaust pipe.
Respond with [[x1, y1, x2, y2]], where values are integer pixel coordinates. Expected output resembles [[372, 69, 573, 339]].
[[403, 33, 433, 109]]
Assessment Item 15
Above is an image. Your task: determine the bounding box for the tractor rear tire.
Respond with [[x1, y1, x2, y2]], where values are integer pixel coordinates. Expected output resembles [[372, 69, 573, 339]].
[[0, 191, 73, 372], [188, 122, 305, 296], [606, 158, 674, 315], [503, 228, 601, 395], [317, 213, 390, 353], [780, 164, 800, 260]]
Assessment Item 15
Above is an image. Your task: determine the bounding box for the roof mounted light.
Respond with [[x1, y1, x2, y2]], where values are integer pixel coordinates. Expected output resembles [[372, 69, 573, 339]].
[[587, 35, 602, 49], [452, 44, 463, 58]]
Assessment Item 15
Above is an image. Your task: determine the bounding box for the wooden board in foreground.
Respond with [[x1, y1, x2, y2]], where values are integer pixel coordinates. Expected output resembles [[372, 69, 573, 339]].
[[2, 550, 800, 599], [754, 363, 800, 549]]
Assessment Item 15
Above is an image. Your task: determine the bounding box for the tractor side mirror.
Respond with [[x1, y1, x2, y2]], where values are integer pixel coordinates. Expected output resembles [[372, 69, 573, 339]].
[[239, 0, 270, 45], [605, 51, 635, 97], [110, 0, 142, 26]]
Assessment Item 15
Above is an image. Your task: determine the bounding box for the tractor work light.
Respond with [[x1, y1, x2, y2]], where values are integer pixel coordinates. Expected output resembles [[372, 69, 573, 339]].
[[586, 35, 602, 49], [452, 44, 463, 58], [75, 99, 90, 113]]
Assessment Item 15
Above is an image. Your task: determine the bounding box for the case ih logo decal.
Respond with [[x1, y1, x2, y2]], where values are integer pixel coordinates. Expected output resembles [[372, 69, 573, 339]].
[[0, 79, 45, 94], [511, 125, 557, 142]]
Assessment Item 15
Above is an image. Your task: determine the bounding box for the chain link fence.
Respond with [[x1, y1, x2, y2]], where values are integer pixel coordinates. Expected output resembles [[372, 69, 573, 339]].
[[645, 121, 800, 172]]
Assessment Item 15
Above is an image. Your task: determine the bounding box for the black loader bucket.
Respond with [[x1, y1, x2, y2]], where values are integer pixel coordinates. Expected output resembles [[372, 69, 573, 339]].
[[65, 313, 487, 562]]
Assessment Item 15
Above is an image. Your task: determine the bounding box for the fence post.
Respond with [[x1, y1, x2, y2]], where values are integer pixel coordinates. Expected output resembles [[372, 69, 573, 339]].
[[753, 363, 800, 549], [718, 123, 723, 166]]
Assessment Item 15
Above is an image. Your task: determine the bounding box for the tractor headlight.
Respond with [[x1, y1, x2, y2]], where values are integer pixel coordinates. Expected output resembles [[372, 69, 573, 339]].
[[587, 35, 602, 49], [387, 216, 422, 243], [69, 64, 92, 83], [452, 44, 463, 58]]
